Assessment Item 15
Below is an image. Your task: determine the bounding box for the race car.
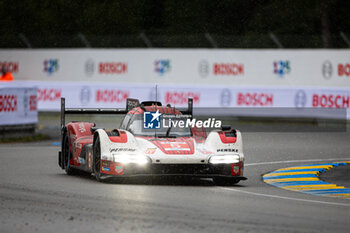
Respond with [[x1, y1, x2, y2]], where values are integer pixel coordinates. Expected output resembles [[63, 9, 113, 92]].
[[58, 97, 247, 185]]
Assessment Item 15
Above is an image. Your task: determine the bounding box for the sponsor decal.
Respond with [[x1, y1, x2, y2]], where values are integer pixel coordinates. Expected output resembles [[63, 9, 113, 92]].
[[232, 165, 240, 175], [165, 91, 200, 105], [294, 90, 307, 108], [85, 59, 95, 76], [0, 95, 18, 112], [144, 110, 162, 129], [69, 134, 77, 141], [0, 61, 19, 73], [79, 157, 85, 164], [80, 86, 91, 106], [217, 148, 238, 153], [109, 148, 136, 153], [213, 63, 244, 76], [338, 63, 350, 77], [198, 60, 209, 78], [43, 59, 59, 75], [274, 60, 290, 77], [322, 61, 333, 79], [237, 92, 273, 106], [115, 164, 124, 175], [312, 94, 350, 108], [155, 59, 171, 75], [37, 88, 61, 102], [102, 161, 110, 167], [220, 89, 232, 107], [74, 141, 82, 149], [145, 148, 156, 154], [78, 123, 87, 133], [102, 167, 111, 172], [99, 62, 127, 74], [95, 89, 129, 103]]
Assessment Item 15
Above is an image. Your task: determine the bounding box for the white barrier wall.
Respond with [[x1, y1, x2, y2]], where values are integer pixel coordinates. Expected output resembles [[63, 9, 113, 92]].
[[0, 49, 349, 119], [0, 49, 350, 87], [15, 81, 349, 119], [0, 85, 38, 125]]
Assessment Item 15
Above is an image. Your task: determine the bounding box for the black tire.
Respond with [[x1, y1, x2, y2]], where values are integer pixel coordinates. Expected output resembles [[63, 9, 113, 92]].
[[213, 177, 240, 186], [63, 133, 76, 175], [93, 137, 103, 182]]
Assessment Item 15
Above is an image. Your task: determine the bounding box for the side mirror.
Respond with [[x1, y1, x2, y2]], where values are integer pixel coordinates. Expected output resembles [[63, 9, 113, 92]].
[[221, 125, 231, 131]]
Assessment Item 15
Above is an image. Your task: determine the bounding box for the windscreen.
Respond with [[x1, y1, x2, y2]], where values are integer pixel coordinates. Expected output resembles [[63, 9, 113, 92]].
[[127, 114, 192, 137]]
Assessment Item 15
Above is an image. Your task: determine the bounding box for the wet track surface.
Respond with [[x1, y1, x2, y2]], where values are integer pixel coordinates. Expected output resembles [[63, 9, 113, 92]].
[[1, 131, 350, 233]]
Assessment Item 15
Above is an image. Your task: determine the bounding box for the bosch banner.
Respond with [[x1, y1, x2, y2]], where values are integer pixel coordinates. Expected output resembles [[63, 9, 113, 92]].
[[0, 85, 38, 125]]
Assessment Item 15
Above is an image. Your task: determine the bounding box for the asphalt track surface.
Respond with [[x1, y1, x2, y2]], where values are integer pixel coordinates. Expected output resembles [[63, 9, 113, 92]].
[[1, 130, 350, 233]]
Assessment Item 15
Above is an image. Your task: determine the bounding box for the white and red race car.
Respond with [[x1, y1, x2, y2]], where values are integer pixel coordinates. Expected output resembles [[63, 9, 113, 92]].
[[58, 98, 246, 185]]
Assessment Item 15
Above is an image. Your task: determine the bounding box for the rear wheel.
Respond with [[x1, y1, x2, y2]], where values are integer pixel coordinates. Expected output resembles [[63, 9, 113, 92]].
[[63, 133, 76, 175], [93, 137, 103, 182], [213, 177, 240, 186]]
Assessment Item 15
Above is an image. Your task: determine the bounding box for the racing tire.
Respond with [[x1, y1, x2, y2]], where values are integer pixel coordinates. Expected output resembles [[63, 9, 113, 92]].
[[93, 137, 103, 182], [63, 133, 77, 175], [213, 177, 240, 186]]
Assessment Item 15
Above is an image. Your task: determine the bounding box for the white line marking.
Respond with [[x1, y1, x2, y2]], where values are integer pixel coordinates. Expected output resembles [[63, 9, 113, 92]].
[[245, 158, 350, 166], [220, 187, 350, 207]]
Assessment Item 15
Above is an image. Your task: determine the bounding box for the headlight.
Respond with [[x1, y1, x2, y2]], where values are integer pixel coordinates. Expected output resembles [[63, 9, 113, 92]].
[[114, 154, 149, 165], [209, 155, 240, 164]]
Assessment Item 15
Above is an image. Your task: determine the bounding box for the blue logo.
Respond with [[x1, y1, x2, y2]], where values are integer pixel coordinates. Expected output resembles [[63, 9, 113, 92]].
[[155, 60, 171, 76], [44, 59, 59, 75], [143, 111, 161, 129], [274, 60, 290, 77]]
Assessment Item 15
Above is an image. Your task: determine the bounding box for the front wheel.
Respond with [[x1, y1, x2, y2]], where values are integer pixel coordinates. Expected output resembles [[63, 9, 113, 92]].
[[93, 137, 103, 182], [213, 177, 240, 186]]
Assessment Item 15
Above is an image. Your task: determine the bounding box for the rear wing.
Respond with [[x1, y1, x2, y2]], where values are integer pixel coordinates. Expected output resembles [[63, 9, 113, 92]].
[[60, 97, 193, 134], [60, 97, 139, 134]]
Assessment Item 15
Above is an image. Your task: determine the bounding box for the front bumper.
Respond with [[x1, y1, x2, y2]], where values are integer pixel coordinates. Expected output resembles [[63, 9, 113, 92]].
[[99, 160, 247, 180]]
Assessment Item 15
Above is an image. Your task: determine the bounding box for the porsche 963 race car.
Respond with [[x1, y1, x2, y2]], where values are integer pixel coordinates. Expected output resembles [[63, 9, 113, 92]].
[[58, 98, 247, 185]]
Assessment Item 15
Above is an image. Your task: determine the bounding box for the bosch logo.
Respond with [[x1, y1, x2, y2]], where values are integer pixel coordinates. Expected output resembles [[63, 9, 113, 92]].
[[312, 94, 350, 108], [0, 61, 19, 73], [338, 63, 350, 77], [220, 89, 232, 107], [165, 92, 200, 105], [294, 90, 307, 108], [198, 60, 209, 78], [213, 63, 244, 76], [0, 95, 18, 112], [95, 89, 129, 103], [80, 86, 91, 106], [38, 88, 62, 102], [85, 59, 95, 76], [99, 62, 127, 74], [237, 92, 273, 106], [322, 61, 333, 79]]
